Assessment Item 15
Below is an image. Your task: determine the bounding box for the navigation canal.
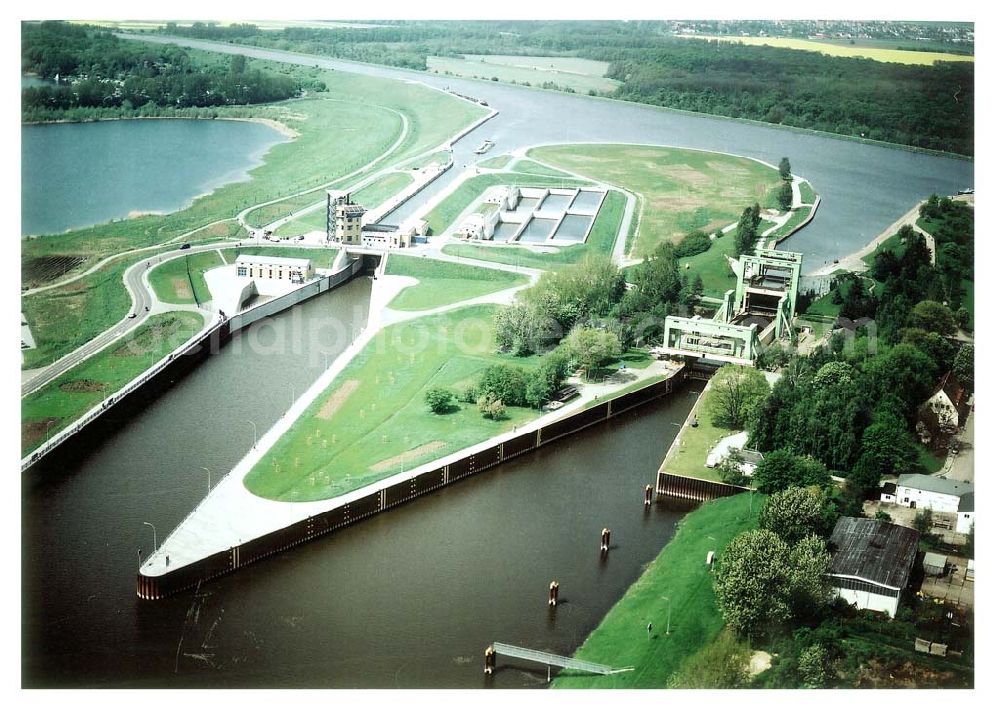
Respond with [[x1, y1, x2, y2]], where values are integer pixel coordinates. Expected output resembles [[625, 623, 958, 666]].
[[129, 36, 973, 271], [22, 271, 701, 687]]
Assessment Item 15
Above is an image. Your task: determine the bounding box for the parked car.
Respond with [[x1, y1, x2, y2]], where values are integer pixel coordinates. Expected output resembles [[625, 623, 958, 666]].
[[179, 243, 191, 250]]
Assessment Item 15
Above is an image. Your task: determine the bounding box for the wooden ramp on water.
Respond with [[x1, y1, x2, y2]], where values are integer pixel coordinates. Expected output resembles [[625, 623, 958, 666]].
[[491, 642, 633, 676]]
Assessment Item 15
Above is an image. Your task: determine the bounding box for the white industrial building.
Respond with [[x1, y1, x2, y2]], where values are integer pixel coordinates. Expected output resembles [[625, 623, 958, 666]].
[[827, 517, 919, 619], [235, 254, 314, 284]]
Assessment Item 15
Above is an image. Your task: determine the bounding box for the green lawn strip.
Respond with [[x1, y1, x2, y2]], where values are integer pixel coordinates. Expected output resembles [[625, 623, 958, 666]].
[[21, 243, 198, 370], [551, 493, 761, 688], [218, 246, 340, 270], [384, 254, 528, 311], [439, 189, 626, 271], [424, 172, 592, 236], [478, 154, 512, 169], [23, 62, 487, 269], [804, 286, 844, 318], [798, 180, 817, 205], [659, 391, 737, 484], [767, 205, 814, 242], [273, 208, 327, 237], [674, 231, 739, 298], [148, 251, 224, 305], [21, 311, 206, 456], [353, 172, 415, 209], [243, 305, 547, 502], [528, 144, 783, 258], [583, 372, 665, 409], [862, 230, 907, 268]]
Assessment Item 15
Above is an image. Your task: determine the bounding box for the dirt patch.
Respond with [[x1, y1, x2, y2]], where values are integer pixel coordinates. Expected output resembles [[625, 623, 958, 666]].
[[22, 417, 61, 450], [747, 651, 772, 677], [59, 379, 105, 393], [316, 379, 360, 420], [369, 440, 446, 474], [172, 276, 193, 300], [854, 658, 961, 689]]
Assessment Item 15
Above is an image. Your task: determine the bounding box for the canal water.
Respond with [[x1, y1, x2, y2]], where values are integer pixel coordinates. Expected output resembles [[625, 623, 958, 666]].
[[21, 119, 287, 236], [21, 273, 700, 688]]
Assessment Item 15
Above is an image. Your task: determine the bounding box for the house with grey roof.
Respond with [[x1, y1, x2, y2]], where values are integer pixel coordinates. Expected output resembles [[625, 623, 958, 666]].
[[894, 474, 973, 514], [827, 517, 920, 618]]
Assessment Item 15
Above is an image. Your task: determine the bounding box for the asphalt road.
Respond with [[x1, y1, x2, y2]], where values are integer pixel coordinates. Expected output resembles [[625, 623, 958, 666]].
[[21, 242, 223, 397]]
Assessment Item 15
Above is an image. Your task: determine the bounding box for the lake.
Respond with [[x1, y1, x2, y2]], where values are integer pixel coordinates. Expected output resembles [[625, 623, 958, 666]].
[[21, 119, 287, 236]]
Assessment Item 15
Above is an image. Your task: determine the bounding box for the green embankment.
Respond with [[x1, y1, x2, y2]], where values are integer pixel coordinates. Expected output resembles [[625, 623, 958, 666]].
[[384, 254, 528, 311], [21, 311, 207, 456], [658, 387, 735, 484], [552, 493, 761, 688], [243, 305, 548, 502], [440, 188, 627, 270], [219, 246, 340, 270], [478, 154, 512, 169], [798, 180, 817, 205], [148, 251, 223, 305], [424, 172, 590, 236], [676, 231, 739, 298], [528, 144, 784, 258]]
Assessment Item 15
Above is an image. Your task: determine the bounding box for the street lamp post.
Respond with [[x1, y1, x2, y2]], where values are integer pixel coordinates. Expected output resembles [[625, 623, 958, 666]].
[[201, 467, 211, 495], [142, 521, 157, 554], [248, 419, 257, 449]]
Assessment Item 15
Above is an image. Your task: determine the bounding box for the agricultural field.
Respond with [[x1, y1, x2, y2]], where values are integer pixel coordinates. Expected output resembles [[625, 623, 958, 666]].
[[384, 255, 528, 311], [21, 311, 206, 456], [243, 304, 548, 502], [441, 188, 628, 270], [551, 493, 760, 688], [528, 144, 783, 258], [427, 54, 621, 94], [679, 35, 974, 65], [148, 251, 224, 305]]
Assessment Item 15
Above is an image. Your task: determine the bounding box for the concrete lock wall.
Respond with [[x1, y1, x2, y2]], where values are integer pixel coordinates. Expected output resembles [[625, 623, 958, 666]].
[[136, 372, 684, 600]]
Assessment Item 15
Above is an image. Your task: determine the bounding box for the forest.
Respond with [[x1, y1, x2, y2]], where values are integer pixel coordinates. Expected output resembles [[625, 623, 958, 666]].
[[155, 20, 974, 155], [21, 22, 316, 120]]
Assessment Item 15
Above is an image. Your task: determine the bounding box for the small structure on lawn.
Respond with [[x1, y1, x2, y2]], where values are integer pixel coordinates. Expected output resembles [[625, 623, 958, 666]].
[[923, 552, 948, 577], [827, 517, 919, 619]]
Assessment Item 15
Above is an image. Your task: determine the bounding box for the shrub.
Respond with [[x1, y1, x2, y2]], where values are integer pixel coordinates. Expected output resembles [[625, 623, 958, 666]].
[[675, 230, 712, 258], [477, 393, 506, 420], [424, 387, 455, 414]]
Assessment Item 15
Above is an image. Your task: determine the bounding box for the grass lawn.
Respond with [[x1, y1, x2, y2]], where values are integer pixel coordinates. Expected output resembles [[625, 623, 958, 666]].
[[551, 493, 761, 688], [384, 255, 528, 311], [529, 144, 783, 258], [679, 35, 974, 65], [798, 180, 817, 205], [677, 231, 739, 298], [427, 54, 620, 94], [148, 251, 223, 305], [243, 305, 547, 502], [917, 442, 946, 474], [272, 206, 327, 237], [805, 285, 844, 318], [478, 154, 512, 169], [862, 230, 907, 269], [424, 172, 591, 235], [401, 150, 452, 170], [440, 189, 627, 270], [21, 311, 206, 456], [509, 159, 574, 178], [658, 387, 738, 484], [768, 204, 814, 242], [353, 172, 415, 209], [219, 246, 340, 270]]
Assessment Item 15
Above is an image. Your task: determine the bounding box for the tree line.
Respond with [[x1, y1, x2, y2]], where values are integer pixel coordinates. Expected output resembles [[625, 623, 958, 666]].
[[22, 22, 316, 118]]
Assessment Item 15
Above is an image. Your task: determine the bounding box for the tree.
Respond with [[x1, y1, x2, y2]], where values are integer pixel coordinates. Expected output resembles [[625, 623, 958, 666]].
[[477, 393, 506, 420], [909, 300, 956, 335], [849, 417, 918, 492], [759, 487, 831, 544], [778, 157, 792, 180], [423, 387, 454, 414], [797, 644, 829, 688], [707, 365, 770, 429], [476, 364, 528, 407], [563, 326, 621, 379], [777, 181, 793, 212], [914, 508, 933, 537], [718, 449, 750, 487], [734, 205, 759, 256], [787, 534, 832, 619], [715, 529, 792, 638], [953, 343, 973, 390], [524, 349, 571, 408], [754, 450, 831, 494]]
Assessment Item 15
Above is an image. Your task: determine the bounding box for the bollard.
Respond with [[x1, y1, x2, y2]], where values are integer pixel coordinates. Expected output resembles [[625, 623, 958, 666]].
[[484, 645, 496, 675], [644, 484, 653, 507], [600, 527, 611, 553], [548, 580, 559, 606]]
